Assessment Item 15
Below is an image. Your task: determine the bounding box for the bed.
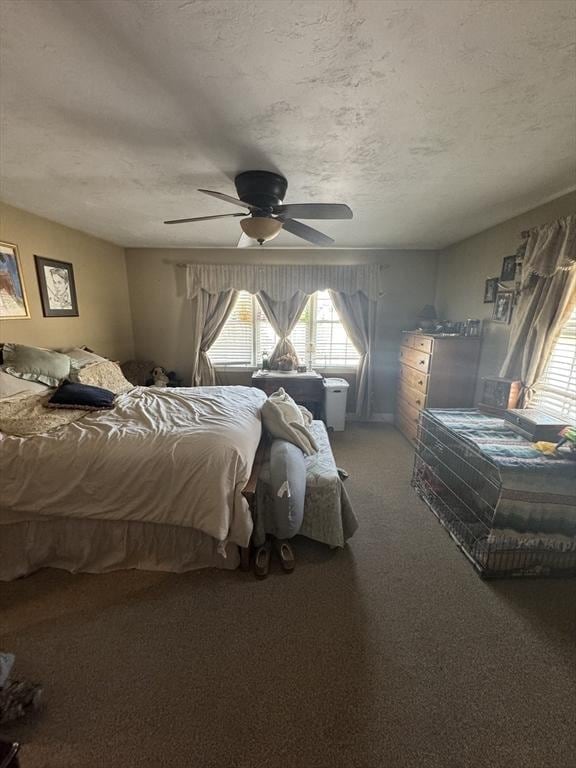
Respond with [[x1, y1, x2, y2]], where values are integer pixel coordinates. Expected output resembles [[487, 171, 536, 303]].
[[0, 384, 267, 581]]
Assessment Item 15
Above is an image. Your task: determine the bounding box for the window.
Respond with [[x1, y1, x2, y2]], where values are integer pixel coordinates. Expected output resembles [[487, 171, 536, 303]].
[[530, 305, 576, 424], [208, 290, 360, 369]]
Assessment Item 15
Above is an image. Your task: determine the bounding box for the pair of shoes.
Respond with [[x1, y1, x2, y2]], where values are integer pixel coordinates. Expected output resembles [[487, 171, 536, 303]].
[[253, 538, 295, 579], [274, 539, 295, 573]]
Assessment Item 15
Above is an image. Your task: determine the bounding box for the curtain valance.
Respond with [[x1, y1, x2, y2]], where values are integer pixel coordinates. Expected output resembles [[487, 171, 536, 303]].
[[185, 263, 387, 301], [522, 214, 576, 282]]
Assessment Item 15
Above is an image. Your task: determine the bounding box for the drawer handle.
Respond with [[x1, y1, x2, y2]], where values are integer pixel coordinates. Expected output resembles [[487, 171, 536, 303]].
[[415, 399, 421, 405], [418, 380, 423, 385], [419, 359, 425, 365]]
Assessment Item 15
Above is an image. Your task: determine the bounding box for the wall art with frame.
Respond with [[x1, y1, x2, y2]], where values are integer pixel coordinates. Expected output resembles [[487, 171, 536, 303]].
[[492, 290, 514, 324], [35, 256, 79, 317], [0, 241, 30, 319]]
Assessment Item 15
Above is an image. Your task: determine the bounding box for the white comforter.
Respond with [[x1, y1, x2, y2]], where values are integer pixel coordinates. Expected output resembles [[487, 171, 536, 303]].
[[0, 386, 266, 548]]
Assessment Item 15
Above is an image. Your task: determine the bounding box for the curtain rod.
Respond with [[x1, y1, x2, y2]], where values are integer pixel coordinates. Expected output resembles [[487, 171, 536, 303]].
[[173, 261, 390, 268]]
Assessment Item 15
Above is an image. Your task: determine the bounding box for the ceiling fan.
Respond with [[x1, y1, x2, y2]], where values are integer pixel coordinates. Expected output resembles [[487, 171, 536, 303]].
[[164, 170, 352, 246]]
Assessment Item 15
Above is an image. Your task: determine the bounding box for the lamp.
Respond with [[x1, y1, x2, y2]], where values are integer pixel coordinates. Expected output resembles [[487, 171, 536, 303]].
[[240, 216, 283, 245]]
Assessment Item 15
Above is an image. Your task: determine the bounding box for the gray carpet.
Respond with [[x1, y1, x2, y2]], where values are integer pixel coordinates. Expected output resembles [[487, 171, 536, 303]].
[[1, 424, 575, 768]]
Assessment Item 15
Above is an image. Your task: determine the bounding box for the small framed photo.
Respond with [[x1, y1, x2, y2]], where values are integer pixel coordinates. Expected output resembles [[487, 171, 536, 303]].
[[493, 290, 514, 324], [0, 241, 30, 319], [35, 256, 79, 317], [500, 255, 516, 282], [483, 276, 499, 303]]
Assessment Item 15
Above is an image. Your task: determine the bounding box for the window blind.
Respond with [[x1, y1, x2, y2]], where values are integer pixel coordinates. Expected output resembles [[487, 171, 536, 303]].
[[208, 291, 254, 365], [208, 290, 360, 369], [312, 291, 360, 368], [531, 306, 576, 424]]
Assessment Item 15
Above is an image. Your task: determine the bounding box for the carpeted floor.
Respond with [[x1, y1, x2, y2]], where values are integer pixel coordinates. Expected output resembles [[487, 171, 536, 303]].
[[1, 424, 575, 768]]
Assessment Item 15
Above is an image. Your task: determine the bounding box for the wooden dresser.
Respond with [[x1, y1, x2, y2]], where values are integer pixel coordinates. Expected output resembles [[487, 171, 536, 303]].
[[395, 332, 481, 444]]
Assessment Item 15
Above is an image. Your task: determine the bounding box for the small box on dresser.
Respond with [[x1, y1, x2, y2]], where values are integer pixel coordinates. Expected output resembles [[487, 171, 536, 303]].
[[395, 332, 481, 444]]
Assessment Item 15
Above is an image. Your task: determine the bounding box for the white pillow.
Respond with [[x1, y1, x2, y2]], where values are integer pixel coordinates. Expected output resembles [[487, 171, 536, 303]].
[[2, 343, 71, 387], [61, 347, 108, 369], [0, 369, 50, 399]]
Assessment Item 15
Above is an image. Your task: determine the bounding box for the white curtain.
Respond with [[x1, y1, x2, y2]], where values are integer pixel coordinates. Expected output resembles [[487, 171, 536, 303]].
[[500, 215, 576, 404], [329, 290, 377, 420], [186, 263, 386, 301], [190, 289, 238, 386], [256, 291, 309, 367]]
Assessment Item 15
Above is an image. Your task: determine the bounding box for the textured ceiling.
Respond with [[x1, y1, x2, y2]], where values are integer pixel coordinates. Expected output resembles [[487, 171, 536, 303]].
[[0, 0, 575, 249]]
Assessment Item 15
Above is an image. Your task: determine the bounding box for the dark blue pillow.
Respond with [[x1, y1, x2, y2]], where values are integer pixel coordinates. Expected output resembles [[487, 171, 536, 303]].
[[46, 380, 115, 410]]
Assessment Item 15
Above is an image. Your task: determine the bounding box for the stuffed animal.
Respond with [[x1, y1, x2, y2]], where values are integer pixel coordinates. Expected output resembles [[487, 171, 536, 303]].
[[150, 366, 170, 387]]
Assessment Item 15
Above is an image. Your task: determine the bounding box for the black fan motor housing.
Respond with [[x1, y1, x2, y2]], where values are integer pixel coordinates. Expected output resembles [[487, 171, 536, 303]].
[[234, 171, 287, 211]]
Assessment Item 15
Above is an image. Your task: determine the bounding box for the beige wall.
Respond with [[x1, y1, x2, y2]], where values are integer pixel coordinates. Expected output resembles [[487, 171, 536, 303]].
[[0, 202, 134, 360], [434, 191, 576, 399], [125, 248, 438, 413], [9, 191, 571, 412]]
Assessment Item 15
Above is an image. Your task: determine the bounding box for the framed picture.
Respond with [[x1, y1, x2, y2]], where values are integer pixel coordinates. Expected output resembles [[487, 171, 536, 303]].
[[483, 276, 499, 303], [493, 290, 514, 324], [34, 256, 78, 317], [0, 241, 30, 319], [500, 254, 516, 282]]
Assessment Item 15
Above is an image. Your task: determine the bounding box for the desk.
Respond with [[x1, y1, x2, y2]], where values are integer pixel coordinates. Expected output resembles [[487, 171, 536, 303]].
[[251, 370, 324, 418]]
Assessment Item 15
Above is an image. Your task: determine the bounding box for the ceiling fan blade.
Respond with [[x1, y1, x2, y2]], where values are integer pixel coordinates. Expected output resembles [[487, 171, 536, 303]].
[[272, 203, 352, 220], [164, 212, 244, 224], [198, 189, 261, 212], [237, 232, 256, 248], [278, 218, 334, 247]]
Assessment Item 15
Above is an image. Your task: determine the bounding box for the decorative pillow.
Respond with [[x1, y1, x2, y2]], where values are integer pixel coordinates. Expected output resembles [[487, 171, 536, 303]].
[[0, 370, 50, 399], [60, 347, 108, 370], [46, 380, 115, 411], [2, 343, 71, 387], [75, 360, 133, 394]]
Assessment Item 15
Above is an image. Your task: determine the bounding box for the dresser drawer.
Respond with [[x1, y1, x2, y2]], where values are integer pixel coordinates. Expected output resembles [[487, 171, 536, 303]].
[[395, 411, 418, 444], [396, 399, 421, 443], [399, 345, 431, 374], [397, 381, 426, 412], [405, 334, 434, 355], [398, 363, 428, 395]]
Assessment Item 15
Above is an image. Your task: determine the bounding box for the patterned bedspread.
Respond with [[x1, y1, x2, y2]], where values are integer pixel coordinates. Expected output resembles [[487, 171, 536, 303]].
[[428, 409, 576, 548], [254, 420, 358, 548]]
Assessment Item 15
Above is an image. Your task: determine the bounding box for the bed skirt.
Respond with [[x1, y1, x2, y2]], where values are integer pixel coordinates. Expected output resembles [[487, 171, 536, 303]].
[[0, 517, 239, 581]]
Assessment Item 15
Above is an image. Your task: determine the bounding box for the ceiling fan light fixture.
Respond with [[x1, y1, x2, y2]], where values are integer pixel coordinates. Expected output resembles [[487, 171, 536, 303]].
[[240, 216, 283, 244]]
